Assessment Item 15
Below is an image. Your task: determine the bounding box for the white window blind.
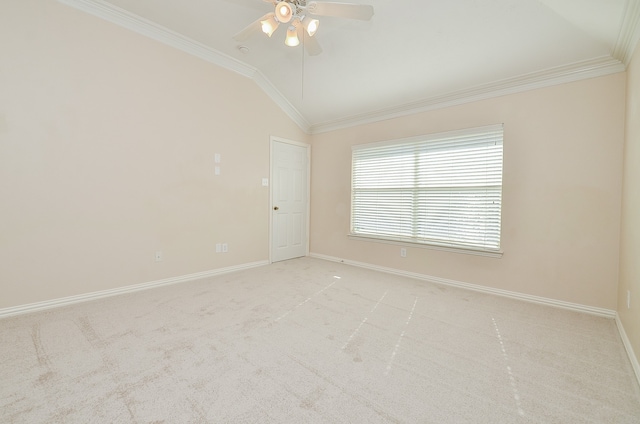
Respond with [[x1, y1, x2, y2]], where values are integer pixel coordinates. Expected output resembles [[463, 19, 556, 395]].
[[351, 124, 503, 252]]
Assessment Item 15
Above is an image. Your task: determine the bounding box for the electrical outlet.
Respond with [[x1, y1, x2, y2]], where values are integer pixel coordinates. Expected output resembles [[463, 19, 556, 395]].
[[628, 290, 631, 309], [155, 251, 163, 262], [222, 243, 228, 253], [400, 248, 407, 258], [215, 243, 221, 253]]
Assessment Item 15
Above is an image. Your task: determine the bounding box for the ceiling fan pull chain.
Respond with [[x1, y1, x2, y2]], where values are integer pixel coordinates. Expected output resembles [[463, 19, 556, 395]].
[[302, 31, 305, 101]]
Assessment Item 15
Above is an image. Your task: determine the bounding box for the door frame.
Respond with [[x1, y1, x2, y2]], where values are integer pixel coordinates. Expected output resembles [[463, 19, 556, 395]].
[[269, 136, 311, 263]]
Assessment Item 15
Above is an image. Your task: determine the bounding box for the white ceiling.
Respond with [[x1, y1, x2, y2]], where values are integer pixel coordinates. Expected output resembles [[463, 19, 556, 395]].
[[59, 0, 640, 133]]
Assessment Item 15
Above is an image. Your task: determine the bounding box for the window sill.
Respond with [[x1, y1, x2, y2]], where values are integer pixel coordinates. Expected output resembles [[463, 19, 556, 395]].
[[347, 234, 503, 258]]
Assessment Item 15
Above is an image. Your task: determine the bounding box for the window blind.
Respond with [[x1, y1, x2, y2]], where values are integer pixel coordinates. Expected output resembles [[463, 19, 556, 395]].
[[351, 124, 504, 251]]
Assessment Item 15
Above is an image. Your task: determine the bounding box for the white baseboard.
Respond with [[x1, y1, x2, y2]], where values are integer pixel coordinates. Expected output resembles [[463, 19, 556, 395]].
[[615, 313, 640, 387], [0, 260, 269, 319], [309, 252, 616, 318], [311, 252, 640, 387]]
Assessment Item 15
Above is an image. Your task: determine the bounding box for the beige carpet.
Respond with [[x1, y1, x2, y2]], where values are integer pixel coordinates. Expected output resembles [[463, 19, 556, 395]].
[[1, 257, 639, 423]]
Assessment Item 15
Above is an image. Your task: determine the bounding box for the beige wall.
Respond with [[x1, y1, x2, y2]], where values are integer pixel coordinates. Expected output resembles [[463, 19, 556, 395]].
[[619, 42, 640, 367], [0, 0, 308, 308], [310, 74, 626, 310], [0, 0, 631, 319]]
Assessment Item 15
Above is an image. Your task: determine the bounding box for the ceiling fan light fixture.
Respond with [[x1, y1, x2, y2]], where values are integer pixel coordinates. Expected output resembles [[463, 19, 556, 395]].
[[238, 0, 374, 51], [302, 16, 319, 36], [285, 25, 300, 46], [260, 13, 279, 37], [275, 1, 294, 23]]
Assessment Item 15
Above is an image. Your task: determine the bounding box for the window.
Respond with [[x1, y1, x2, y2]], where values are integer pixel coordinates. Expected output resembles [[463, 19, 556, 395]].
[[350, 124, 503, 254]]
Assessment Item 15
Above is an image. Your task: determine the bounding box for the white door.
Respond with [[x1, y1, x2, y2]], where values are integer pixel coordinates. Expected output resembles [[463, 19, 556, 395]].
[[271, 139, 309, 262]]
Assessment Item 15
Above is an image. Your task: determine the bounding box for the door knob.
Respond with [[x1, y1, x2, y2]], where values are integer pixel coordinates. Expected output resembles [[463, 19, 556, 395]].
[[273, 206, 279, 210]]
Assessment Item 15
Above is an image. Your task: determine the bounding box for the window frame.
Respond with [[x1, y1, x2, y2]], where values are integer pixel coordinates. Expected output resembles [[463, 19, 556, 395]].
[[349, 124, 504, 258]]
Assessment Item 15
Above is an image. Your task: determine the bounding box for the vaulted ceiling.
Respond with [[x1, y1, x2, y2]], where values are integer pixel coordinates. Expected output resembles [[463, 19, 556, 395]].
[[59, 0, 640, 133]]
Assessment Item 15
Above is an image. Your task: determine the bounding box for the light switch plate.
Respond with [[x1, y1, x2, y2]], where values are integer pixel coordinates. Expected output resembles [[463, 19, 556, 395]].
[[262, 178, 269, 186]]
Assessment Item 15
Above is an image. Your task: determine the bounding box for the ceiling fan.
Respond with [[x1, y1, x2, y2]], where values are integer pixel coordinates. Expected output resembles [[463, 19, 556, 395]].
[[233, 0, 374, 56]]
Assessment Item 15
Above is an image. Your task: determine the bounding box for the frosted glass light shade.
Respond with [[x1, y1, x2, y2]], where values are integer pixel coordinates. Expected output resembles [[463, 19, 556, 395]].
[[285, 26, 300, 46], [260, 13, 279, 37], [275, 2, 294, 23], [302, 17, 319, 36]]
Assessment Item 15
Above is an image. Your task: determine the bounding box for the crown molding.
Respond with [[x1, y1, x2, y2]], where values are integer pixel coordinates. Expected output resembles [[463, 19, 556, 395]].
[[253, 71, 311, 131], [57, 0, 253, 77], [56, 0, 311, 133], [58, 0, 630, 136], [613, 0, 640, 65], [309, 56, 626, 134]]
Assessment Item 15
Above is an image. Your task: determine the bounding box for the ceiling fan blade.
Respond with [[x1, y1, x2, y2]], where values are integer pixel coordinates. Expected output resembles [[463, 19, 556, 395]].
[[233, 14, 268, 41], [306, 2, 374, 20], [304, 34, 323, 56], [293, 23, 322, 55]]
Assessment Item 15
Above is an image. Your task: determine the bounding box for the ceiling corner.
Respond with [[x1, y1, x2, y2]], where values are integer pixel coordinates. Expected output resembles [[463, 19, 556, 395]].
[[613, 0, 640, 65], [253, 72, 311, 133]]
